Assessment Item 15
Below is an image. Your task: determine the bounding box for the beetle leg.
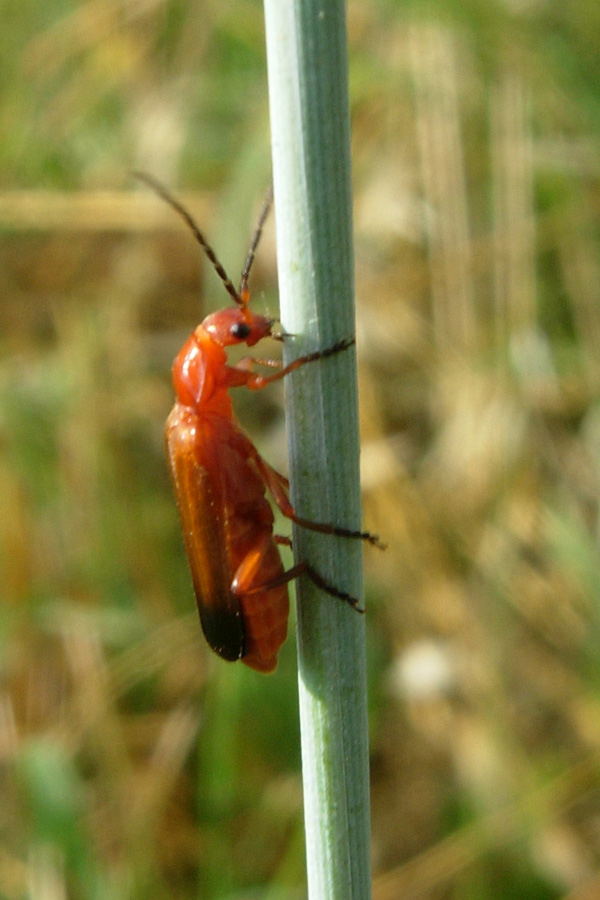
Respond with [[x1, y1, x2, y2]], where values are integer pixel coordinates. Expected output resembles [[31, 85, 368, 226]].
[[233, 529, 362, 610], [237, 355, 283, 372], [231, 531, 272, 596], [244, 559, 364, 611], [253, 453, 385, 549], [243, 338, 355, 390]]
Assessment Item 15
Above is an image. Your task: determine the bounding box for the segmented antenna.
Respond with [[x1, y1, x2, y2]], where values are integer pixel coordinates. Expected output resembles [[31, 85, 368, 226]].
[[134, 172, 242, 307], [239, 183, 274, 299]]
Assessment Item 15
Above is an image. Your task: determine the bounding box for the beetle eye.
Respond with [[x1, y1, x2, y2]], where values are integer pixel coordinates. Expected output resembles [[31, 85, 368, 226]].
[[230, 322, 251, 340]]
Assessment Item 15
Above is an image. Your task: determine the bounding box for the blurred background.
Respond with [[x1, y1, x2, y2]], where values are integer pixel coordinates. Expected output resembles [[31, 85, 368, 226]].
[[2, 0, 600, 898]]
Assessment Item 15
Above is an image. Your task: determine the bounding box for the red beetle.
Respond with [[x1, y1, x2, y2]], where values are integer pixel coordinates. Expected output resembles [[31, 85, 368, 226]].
[[140, 175, 382, 672]]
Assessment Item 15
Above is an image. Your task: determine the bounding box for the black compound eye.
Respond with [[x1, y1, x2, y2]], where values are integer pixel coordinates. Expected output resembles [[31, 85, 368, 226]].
[[230, 322, 251, 340]]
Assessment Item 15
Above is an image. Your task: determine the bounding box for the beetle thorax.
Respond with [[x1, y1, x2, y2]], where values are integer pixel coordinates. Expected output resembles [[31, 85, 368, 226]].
[[172, 329, 231, 413]]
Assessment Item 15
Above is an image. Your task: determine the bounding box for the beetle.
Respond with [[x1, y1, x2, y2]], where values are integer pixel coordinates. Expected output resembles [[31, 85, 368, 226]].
[[139, 174, 382, 672]]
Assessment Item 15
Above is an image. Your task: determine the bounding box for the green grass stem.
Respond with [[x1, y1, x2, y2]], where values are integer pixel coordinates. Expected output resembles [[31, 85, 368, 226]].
[[263, 3, 372, 900]]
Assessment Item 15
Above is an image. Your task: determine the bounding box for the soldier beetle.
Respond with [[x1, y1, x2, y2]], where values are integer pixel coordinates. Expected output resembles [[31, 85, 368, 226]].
[[138, 174, 383, 672]]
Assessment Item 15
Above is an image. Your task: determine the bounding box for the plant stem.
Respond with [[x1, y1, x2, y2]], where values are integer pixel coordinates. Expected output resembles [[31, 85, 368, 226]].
[[264, 3, 372, 900]]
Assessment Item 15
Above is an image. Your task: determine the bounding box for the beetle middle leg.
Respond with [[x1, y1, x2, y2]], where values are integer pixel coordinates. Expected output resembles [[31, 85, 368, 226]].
[[255, 454, 385, 549]]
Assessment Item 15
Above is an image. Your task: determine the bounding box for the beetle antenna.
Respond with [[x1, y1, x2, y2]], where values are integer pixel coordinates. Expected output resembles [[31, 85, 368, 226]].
[[238, 183, 273, 302], [134, 172, 243, 307]]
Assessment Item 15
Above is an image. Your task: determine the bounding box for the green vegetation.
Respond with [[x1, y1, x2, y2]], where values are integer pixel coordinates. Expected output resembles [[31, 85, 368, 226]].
[[2, 1, 600, 898], [264, 1, 371, 898]]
